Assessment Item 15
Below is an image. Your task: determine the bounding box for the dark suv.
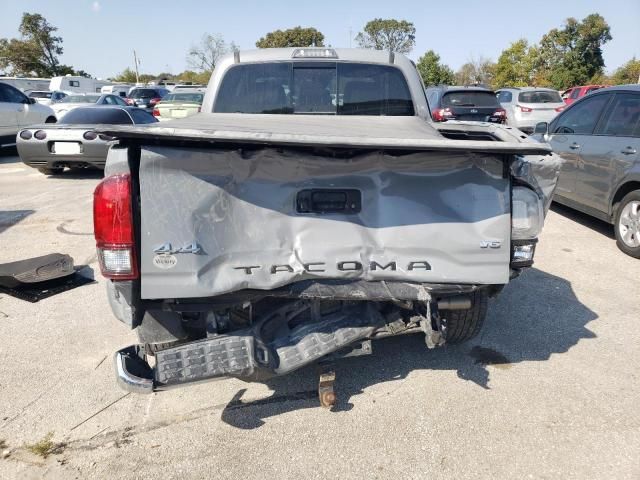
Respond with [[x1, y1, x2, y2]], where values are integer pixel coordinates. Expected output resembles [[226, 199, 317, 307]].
[[426, 86, 506, 124], [126, 87, 170, 111]]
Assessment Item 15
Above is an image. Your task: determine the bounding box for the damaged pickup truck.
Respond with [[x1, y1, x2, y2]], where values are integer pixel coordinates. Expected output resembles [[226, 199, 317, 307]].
[[94, 48, 561, 405]]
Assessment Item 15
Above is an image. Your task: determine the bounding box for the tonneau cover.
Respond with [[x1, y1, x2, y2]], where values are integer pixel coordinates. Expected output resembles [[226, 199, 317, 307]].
[[97, 114, 552, 155]]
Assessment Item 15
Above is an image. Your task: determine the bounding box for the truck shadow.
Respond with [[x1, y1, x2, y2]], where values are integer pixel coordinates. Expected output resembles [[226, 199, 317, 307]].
[[221, 267, 598, 429]]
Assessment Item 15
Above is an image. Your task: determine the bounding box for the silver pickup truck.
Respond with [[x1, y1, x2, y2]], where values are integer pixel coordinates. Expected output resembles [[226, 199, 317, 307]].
[[94, 48, 561, 404]]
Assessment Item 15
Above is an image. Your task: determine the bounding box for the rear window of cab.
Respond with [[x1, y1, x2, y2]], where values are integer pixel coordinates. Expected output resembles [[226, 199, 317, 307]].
[[213, 62, 414, 116]]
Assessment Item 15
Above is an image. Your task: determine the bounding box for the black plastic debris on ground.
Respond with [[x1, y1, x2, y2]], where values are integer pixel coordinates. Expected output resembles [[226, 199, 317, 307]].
[[0, 270, 95, 303], [0, 253, 96, 302]]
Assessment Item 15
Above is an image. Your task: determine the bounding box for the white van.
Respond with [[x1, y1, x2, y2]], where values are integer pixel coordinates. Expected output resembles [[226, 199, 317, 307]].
[[49, 76, 114, 94], [0, 77, 51, 94], [101, 85, 133, 98]]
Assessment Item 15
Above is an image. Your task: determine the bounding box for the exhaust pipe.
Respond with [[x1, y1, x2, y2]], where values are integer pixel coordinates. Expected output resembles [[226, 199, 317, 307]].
[[436, 296, 471, 310]]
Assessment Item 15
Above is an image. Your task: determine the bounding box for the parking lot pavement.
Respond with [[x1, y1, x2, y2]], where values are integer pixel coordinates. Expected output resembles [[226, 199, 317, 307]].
[[0, 152, 639, 480]]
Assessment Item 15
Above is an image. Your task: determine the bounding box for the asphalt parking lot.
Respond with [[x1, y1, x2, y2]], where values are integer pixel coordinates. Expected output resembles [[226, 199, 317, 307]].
[[0, 151, 639, 480]]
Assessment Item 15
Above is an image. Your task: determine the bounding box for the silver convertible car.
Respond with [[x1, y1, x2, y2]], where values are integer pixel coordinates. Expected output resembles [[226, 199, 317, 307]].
[[17, 106, 157, 175]]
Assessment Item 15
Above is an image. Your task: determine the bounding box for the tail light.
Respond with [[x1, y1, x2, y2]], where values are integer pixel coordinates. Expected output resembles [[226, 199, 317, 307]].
[[492, 108, 507, 122], [93, 174, 138, 280], [152, 108, 160, 117], [149, 97, 161, 106], [518, 105, 533, 112], [19, 130, 32, 140], [83, 131, 97, 141], [432, 107, 453, 122], [125, 98, 134, 105], [554, 106, 565, 112], [34, 130, 47, 140]]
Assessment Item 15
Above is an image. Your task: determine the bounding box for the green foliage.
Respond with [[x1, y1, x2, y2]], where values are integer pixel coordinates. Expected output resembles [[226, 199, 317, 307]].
[[177, 70, 211, 85], [0, 13, 64, 76], [493, 39, 537, 88], [610, 57, 640, 85], [535, 14, 611, 90], [188, 34, 238, 71], [25, 432, 65, 458], [455, 57, 496, 87], [416, 50, 454, 86], [256, 26, 324, 48], [355, 18, 415, 54], [111, 68, 138, 83]]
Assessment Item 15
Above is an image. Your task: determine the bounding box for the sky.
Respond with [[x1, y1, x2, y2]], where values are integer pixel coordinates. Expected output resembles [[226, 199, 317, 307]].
[[1, 0, 639, 80]]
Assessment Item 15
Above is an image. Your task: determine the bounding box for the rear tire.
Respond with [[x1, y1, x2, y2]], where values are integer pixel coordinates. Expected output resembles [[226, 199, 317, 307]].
[[614, 190, 640, 258], [441, 290, 488, 344], [37, 167, 64, 175]]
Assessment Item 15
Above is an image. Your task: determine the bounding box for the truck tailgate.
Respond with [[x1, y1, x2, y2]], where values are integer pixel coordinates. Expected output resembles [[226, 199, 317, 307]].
[[138, 145, 511, 299]]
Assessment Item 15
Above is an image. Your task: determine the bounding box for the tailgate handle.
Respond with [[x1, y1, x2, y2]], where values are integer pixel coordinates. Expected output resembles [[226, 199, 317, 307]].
[[296, 189, 361, 214]]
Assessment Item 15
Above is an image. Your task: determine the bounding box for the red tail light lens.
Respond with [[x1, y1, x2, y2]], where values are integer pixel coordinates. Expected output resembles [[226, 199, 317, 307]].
[[34, 130, 47, 140], [491, 108, 507, 123], [554, 106, 565, 112], [93, 174, 138, 280], [125, 98, 134, 105], [149, 97, 161, 106], [432, 108, 453, 122], [519, 105, 533, 112], [83, 131, 97, 141], [152, 108, 160, 117]]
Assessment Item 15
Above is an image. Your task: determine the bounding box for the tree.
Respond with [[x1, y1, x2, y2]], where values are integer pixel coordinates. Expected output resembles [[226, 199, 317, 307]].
[[187, 34, 238, 72], [455, 56, 495, 86], [0, 12, 65, 76], [256, 26, 324, 48], [493, 39, 537, 88], [416, 50, 454, 86], [177, 70, 212, 85], [355, 18, 415, 54], [111, 68, 138, 83], [535, 14, 612, 90], [611, 58, 640, 85]]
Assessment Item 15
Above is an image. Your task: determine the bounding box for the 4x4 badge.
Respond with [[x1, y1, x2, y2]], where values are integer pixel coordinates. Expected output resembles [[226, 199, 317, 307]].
[[153, 242, 201, 255]]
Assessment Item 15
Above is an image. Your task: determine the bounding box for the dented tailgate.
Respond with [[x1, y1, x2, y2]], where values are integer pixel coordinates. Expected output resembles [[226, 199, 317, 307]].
[[137, 145, 512, 299]]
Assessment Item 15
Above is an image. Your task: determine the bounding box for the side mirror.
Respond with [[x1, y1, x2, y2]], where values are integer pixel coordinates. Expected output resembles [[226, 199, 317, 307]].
[[534, 122, 549, 135], [28, 97, 37, 104]]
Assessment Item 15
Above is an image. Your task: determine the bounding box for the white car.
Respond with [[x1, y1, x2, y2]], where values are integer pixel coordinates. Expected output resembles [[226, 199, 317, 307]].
[[496, 87, 566, 134], [0, 81, 57, 149], [51, 93, 128, 118], [28, 90, 68, 106]]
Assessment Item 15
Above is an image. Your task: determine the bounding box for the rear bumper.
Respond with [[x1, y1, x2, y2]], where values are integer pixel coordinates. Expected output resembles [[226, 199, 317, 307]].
[[22, 154, 107, 170], [112, 283, 503, 393], [115, 302, 384, 393]]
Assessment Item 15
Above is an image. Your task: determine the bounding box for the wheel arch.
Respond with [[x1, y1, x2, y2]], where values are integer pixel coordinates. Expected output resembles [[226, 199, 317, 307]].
[[611, 179, 640, 220], [45, 116, 57, 123]]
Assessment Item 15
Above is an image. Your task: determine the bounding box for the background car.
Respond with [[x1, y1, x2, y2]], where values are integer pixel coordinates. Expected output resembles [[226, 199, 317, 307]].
[[533, 84, 640, 257], [28, 90, 68, 106], [152, 91, 204, 121], [0, 81, 57, 149], [563, 85, 608, 105], [126, 87, 170, 111], [51, 93, 128, 117], [17, 105, 157, 175], [496, 87, 565, 134], [172, 84, 206, 93], [426, 86, 506, 124]]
